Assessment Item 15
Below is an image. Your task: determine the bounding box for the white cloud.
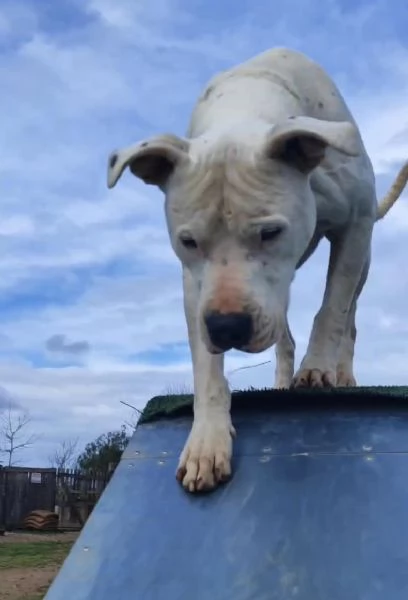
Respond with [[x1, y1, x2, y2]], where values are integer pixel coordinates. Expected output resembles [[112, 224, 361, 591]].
[[0, 0, 407, 466]]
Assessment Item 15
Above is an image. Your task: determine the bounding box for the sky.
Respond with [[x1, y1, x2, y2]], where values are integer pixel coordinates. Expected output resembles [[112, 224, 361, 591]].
[[0, 0, 407, 467]]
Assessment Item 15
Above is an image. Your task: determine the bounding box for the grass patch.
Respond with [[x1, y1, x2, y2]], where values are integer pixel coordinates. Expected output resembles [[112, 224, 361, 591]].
[[139, 386, 408, 424], [0, 540, 74, 569]]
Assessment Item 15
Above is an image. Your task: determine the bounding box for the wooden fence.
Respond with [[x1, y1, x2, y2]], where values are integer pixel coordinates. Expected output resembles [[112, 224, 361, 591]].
[[0, 466, 113, 531]]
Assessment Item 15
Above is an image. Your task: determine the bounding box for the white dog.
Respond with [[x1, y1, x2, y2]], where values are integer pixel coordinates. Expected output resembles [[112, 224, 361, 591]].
[[107, 48, 408, 493]]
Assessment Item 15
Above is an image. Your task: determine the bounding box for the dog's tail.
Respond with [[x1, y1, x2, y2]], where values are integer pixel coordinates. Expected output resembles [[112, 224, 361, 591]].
[[376, 160, 408, 221]]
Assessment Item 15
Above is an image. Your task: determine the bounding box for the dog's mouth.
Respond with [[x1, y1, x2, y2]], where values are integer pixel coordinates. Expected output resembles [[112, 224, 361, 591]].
[[241, 337, 277, 354], [207, 343, 275, 355], [240, 343, 271, 354], [205, 332, 277, 355]]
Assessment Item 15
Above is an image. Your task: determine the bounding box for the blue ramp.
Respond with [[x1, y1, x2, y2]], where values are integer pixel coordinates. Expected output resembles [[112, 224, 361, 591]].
[[45, 388, 408, 600]]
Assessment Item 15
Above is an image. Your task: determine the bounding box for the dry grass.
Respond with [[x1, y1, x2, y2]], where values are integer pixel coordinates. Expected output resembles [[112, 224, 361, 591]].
[[0, 532, 78, 600]]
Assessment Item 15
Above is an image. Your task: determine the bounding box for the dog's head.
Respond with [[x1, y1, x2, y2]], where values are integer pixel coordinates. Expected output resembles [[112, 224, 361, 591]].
[[108, 117, 359, 354]]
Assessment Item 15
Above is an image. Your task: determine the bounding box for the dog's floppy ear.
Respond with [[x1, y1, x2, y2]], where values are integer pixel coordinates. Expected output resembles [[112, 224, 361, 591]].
[[107, 133, 190, 189], [264, 116, 360, 173]]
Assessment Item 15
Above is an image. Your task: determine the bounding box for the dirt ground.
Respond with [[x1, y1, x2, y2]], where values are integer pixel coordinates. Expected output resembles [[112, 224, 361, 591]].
[[0, 531, 79, 600], [0, 531, 78, 545], [1, 566, 60, 600]]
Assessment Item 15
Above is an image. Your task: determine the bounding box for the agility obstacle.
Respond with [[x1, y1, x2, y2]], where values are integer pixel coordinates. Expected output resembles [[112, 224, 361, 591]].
[[45, 387, 408, 599]]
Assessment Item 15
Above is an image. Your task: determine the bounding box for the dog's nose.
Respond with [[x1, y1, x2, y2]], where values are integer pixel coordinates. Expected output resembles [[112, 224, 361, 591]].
[[205, 311, 253, 351]]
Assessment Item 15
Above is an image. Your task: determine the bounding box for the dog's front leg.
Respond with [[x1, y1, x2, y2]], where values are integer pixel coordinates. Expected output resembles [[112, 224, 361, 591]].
[[176, 268, 235, 493], [293, 215, 374, 388], [274, 317, 295, 389]]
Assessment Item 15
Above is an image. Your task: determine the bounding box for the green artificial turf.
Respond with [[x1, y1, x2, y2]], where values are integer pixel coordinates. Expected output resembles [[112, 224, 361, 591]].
[[138, 386, 408, 425]]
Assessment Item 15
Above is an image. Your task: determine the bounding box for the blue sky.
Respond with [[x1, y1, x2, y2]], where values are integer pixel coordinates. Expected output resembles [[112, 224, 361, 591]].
[[0, 0, 408, 466]]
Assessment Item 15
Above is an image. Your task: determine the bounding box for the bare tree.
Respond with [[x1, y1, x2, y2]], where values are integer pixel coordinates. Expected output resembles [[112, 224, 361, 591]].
[[49, 438, 79, 471], [0, 404, 39, 467]]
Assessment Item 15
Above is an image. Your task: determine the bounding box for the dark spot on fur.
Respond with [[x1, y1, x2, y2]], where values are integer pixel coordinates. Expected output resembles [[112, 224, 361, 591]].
[[288, 116, 295, 120], [221, 258, 228, 266], [216, 93, 224, 99], [263, 261, 268, 267], [141, 142, 148, 147], [331, 91, 336, 97], [109, 154, 118, 168], [318, 101, 324, 109], [203, 85, 214, 101]]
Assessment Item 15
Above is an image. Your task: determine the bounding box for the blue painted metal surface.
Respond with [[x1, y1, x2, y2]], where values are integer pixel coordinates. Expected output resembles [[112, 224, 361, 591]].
[[45, 404, 408, 599]]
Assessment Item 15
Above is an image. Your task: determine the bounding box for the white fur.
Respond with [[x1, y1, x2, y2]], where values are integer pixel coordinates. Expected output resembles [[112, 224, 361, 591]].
[[107, 47, 407, 493]]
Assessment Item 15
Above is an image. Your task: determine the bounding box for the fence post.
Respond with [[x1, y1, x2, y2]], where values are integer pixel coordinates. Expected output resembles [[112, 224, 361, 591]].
[[0, 468, 3, 532], [0, 468, 8, 532]]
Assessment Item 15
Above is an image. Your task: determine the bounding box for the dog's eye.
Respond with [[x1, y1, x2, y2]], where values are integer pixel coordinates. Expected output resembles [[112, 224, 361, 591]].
[[180, 236, 198, 249], [260, 227, 282, 242]]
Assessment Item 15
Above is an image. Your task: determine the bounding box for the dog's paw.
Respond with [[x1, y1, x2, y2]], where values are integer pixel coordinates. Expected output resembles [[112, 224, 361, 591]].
[[336, 369, 357, 387], [292, 367, 336, 388], [274, 375, 292, 389], [176, 419, 235, 493]]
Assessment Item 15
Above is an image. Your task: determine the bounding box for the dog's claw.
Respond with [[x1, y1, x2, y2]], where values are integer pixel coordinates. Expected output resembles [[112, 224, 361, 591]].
[[336, 370, 357, 387], [292, 368, 336, 388]]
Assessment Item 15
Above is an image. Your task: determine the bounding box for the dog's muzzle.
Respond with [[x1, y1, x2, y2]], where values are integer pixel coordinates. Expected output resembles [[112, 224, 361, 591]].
[[204, 311, 253, 352]]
